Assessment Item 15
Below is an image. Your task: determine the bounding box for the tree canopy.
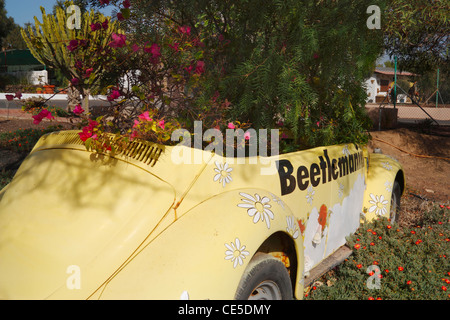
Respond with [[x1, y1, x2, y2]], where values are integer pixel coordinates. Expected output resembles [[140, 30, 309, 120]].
[[106, 0, 385, 149], [383, 0, 449, 73], [0, 0, 25, 50]]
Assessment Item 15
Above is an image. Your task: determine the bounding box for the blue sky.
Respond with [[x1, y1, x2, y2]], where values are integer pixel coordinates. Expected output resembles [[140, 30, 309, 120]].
[[5, 0, 113, 26]]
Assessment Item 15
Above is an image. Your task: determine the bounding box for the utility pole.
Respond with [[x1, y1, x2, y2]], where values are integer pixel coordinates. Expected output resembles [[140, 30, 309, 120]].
[[436, 68, 439, 108], [393, 56, 397, 109]]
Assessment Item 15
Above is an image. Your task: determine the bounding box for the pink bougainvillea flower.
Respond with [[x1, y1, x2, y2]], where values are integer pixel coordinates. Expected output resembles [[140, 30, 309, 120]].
[[178, 25, 191, 35], [145, 43, 161, 64], [78, 129, 91, 142], [89, 119, 99, 128], [122, 0, 131, 8], [32, 114, 42, 125], [138, 111, 152, 122], [15, 91, 22, 99], [132, 119, 140, 128], [78, 120, 99, 142], [32, 109, 55, 124], [158, 120, 165, 129], [244, 131, 251, 140], [73, 104, 85, 115], [150, 43, 161, 57], [5, 94, 14, 101], [192, 38, 204, 47], [108, 33, 127, 48], [195, 60, 205, 74], [130, 130, 138, 140], [169, 42, 179, 52], [184, 64, 193, 74], [132, 44, 140, 52], [227, 122, 235, 129], [71, 78, 79, 86], [102, 19, 109, 30], [84, 68, 94, 78], [107, 89, 121, 101], [67, 39, 79, 51], [211, 91, 219, 102], [90, 22, 102, 31], [41, 109, 54, 120]]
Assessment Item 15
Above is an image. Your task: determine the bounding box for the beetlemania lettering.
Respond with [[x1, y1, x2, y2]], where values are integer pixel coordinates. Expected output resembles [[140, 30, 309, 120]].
[[276, 149, 364, 195]]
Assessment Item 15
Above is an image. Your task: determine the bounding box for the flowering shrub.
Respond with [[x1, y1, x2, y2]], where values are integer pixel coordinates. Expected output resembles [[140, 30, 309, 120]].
[[51, 1, 234, 154], [0, 127, 62, 154], [305, 205, 449, 300]]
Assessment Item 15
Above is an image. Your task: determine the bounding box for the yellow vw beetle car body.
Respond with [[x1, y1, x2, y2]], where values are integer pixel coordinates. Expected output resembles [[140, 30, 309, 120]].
[[0, 130, 404, 300]]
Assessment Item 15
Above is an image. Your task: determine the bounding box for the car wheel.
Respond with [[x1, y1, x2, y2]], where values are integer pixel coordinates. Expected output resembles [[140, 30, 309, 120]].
[[390, 181, 401, 223], [235, 253, 293, 300]]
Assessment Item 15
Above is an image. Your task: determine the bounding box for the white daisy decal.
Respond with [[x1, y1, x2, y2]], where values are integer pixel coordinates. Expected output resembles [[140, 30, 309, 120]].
[[381, 161, 392, 171], [224, 238, 250, 268], [338, 183, 344, 199], [270, 192, 285, 210], [368, 193, 389, 216], [213, 161, 233, 187], [306, 185, 315, 205], [286, 216, 299, 239], [385, 181, 393, 193], [342, 145, 350, 156], [237, 192, 274, 229]]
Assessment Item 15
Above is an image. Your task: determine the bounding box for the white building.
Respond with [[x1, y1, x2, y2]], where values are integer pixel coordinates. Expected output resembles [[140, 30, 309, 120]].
[[365, 67, 415, 104], [0, 49, 48, 85]]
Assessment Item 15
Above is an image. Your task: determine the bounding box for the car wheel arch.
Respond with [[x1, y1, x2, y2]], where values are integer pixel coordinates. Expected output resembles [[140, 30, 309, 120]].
[[246, 230, 302, 299]]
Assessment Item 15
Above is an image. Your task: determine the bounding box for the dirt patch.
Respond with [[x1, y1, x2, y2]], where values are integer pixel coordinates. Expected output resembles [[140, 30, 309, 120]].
[[368, 125, 450, 204], [0, 116, 76, 133]]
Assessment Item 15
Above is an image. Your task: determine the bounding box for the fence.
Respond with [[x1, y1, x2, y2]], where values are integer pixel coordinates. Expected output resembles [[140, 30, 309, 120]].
[[366, 84, 450, 129]]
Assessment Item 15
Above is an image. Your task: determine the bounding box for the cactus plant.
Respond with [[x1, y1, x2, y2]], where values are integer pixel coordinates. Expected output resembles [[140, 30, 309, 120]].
[[20, 5, 120, 112]]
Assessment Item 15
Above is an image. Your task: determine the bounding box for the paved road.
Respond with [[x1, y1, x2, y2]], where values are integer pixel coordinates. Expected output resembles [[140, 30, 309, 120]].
[[366, 103, 450, 126], [0, 93, 112, 122], [0, 93, 110, 110], [1, 95, 449, 125]]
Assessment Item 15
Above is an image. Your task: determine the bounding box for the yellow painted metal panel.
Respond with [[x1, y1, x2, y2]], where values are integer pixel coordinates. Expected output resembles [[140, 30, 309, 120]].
[[0, 131, 405, 299]]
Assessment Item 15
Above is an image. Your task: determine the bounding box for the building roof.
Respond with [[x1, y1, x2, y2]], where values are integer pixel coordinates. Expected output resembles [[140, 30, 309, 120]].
[[374, 67, 415, 76], [0, 49, 43, 67]]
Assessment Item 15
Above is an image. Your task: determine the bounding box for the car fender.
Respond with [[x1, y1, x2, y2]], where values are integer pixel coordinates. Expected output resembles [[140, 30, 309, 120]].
[[95, 187, 305, 300], [363, 153, 405, 222]]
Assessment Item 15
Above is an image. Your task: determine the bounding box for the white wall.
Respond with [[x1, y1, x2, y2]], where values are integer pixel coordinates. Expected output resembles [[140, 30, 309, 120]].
[[5, 70, 48, 85]]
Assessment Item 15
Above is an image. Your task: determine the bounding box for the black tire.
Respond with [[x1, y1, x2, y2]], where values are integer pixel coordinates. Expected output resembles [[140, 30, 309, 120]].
[[235, 253, 293, 300], [390, 181, 401, 223]]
